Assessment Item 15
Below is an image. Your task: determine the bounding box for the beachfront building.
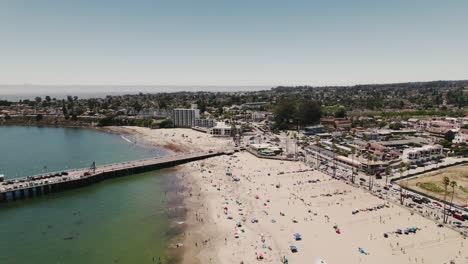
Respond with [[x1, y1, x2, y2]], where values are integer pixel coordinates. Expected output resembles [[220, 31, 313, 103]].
[[172, 108, 200, 128], [209, 122, 233, 137], [359, 159, 387, 175], [402, 145, 444, 165]]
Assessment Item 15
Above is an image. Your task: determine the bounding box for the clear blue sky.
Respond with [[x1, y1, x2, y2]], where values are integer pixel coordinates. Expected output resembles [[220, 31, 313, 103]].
[[0, 0, 467, 86]]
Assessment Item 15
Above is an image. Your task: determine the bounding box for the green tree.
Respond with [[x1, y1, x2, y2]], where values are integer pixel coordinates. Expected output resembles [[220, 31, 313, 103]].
[[273, 100, 295, 129], [444, 130, 455, 142], [439, 139, 452, 148], [378, 121, 387, 128], [158, 119, 174, 128], [294, 100, 321, 128], [35, 114, 43, 121], [389, 122, 402, 130], [132, 101, 143, 113], [197, 100, 207, 113], [385, 166, 392, 185], [334, 107, 346, 118]]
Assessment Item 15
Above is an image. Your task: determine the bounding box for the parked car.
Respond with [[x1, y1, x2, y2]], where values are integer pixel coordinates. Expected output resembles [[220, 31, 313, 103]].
[[452, 213, 465, 221]]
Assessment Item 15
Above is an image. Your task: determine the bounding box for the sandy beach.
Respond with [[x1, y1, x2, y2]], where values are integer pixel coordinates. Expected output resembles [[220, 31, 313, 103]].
[[108, 127, 468, 264], [103, 126, 233, 153]]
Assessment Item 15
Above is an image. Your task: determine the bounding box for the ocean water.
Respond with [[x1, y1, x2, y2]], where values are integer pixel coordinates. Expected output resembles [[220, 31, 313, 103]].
[[0, 126, 183, 263]]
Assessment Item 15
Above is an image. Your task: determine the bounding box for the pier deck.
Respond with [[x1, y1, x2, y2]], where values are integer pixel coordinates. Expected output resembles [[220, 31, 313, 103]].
[[0, 150, 232, 203]]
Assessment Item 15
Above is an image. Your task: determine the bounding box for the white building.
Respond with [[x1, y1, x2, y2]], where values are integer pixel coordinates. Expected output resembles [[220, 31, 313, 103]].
[[209, 122, 233, 137], [402, 145, 444, 164], [172, 108, 200, 128], [251, 111, 270, 121], [453, 129, 468, 144]]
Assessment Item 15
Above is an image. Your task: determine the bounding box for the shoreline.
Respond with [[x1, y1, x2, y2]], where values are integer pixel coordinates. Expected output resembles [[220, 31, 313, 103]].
[[97, 126, 233, 263]]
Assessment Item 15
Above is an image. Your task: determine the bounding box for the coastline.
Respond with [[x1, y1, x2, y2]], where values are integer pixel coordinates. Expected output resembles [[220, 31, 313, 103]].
[[8, 124, 464, 263]]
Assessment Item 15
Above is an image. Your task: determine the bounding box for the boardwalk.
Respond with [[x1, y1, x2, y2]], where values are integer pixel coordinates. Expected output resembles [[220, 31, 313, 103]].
[[0, 150, 232, 203]]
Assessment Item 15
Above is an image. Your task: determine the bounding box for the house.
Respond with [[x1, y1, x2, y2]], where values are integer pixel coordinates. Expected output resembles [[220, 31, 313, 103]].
[[453, 129, 468, 144], [320, 118, 352, 130], [402, 145, 444, 165]]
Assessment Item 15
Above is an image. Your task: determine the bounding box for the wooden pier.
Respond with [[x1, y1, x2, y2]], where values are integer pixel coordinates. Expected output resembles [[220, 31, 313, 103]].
[[0, 150, 232, 203]]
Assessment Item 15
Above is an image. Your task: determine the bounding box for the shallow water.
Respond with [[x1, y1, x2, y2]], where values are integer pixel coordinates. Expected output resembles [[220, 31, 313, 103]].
[[0, 126, 181, 263]]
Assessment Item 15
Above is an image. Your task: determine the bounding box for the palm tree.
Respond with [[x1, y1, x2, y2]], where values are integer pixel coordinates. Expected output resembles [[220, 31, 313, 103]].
[[368, 156, 378, 191], [449, 180, 458, 215], [351, 148, 356, 184], [442, 176, 450, 223], [385, 166, 392, 185], [398, 166, 403, 177], [396, 166, 405, 205], [405, 162, 411, 176]]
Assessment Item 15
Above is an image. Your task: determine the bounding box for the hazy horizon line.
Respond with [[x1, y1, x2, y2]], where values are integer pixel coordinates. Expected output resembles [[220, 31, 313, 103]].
[[1, 78, 467, 89]]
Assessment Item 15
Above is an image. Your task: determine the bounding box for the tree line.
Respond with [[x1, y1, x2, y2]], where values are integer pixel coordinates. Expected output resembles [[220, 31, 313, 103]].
[[273, 99, 321, 129]]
